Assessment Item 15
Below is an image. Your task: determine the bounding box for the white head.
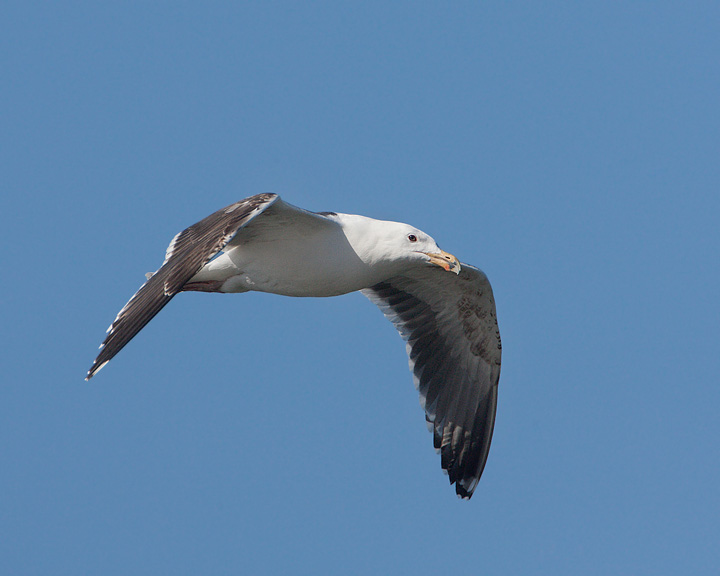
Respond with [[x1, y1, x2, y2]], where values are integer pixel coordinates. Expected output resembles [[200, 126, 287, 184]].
[[338, 214, 461, 275]]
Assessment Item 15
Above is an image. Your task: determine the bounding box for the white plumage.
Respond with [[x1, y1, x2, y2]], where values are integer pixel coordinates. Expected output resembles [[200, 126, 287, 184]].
[[87, 194, 501, 498]]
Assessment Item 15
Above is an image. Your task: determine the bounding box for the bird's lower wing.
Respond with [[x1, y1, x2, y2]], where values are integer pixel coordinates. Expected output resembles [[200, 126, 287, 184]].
[[362, 265, 501, 498], [86, 193, 279, 380]]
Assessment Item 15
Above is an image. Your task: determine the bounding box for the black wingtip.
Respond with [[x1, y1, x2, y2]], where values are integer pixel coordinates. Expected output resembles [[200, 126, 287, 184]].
[[455, 483, 474, 500], [455, 481, 477, 500], [85, 359, 108, 381]]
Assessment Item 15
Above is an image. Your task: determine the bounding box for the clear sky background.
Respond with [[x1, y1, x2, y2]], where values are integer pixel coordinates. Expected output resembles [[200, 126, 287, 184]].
[[2, 2, 718, 575]]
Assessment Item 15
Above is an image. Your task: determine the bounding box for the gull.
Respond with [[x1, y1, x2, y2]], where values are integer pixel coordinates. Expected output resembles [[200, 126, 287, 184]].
[[87, 194, 501, 498]]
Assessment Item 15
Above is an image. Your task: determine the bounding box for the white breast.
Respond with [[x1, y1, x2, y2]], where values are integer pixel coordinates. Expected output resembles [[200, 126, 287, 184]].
[[190, 216, 386, 297]]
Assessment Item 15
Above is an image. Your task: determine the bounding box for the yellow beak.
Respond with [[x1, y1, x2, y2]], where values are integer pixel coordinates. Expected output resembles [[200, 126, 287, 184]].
[[423, 250, 461, 274]]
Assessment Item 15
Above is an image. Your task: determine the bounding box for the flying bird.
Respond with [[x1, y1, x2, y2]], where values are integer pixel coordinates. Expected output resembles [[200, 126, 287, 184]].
[[87, 194, 501, 498]]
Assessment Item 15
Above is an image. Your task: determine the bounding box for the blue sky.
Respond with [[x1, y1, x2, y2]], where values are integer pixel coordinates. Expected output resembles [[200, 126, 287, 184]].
[[2, 2, 719, 574]]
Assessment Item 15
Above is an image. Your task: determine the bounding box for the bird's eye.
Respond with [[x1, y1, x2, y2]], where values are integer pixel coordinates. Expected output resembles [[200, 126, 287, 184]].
[[408, 234, 418, 242]]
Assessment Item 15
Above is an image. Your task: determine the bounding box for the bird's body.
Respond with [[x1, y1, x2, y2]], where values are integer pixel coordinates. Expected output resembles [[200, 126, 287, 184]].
[[189, 208, 398, 296], [88, 194, 501, 498]]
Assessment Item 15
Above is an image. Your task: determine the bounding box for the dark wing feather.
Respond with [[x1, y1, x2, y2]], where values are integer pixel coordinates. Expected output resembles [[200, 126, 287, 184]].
[[362, 264, 501, 498], [86, 193, 279, 380]]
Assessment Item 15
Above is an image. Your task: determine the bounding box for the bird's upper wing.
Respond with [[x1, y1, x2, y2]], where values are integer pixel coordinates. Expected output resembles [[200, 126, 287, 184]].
[[361, 264, 501, 498], [86, 193, 279, 380]]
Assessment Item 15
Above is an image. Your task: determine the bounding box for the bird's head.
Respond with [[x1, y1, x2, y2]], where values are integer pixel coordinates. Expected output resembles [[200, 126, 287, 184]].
[[343, 215, 461, 275], [399, 225, 461, 274]]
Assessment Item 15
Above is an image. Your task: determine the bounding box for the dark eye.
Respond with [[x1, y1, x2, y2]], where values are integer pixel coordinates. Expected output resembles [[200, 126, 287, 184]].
[[407, 234, 417, 242]]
